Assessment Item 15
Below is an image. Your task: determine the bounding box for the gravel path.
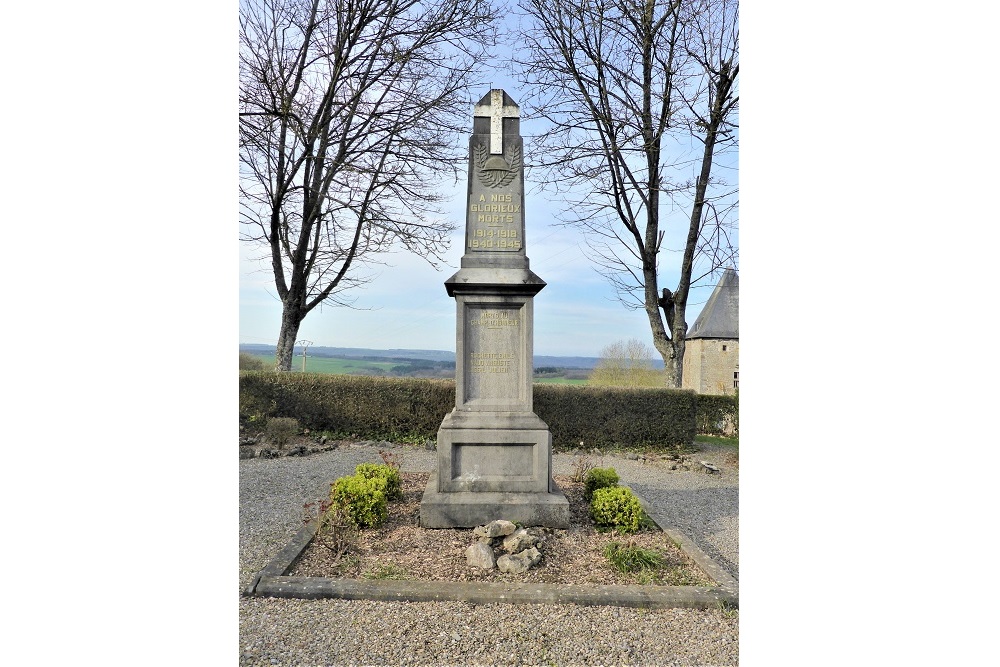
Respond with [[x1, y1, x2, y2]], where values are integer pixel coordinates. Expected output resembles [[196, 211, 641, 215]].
[[239, 443, 739, 666]]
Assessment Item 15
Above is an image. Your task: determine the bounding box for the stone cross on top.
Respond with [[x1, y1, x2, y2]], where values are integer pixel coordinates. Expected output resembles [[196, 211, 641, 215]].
[[474, 90, 519, 154]]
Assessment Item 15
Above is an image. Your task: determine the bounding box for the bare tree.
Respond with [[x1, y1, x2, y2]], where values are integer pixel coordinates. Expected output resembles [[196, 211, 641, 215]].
[[240, 0, 496, 370], [512, 0, 738, 387], [589, 338, 665, 388]]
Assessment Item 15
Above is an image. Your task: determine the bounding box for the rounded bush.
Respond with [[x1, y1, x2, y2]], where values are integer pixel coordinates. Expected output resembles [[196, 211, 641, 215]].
[[589, 486, 644, 533], [583, 467, 620, 501], [264, 416, 299, 449], [329, 474, 388, 528], [354, 463, 403, 501]]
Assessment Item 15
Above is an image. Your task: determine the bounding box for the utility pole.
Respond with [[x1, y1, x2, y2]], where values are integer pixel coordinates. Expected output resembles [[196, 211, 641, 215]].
[[296, 340, 313, 372]]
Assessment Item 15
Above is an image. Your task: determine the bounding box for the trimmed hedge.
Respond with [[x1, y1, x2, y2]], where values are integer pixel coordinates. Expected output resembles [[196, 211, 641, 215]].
[[695, 392, 739, 437], [534, 384, 696, 449], [239, 372, 699, 450], [239, 373, 453, 441]]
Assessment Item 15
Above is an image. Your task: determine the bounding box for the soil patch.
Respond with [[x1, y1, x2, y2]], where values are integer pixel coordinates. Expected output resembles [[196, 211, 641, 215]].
[[288, 472, 715, 587]]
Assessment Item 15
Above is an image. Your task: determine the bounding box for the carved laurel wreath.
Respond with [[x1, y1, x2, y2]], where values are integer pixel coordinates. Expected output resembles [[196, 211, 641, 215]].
[[474, 142, 521, 188]]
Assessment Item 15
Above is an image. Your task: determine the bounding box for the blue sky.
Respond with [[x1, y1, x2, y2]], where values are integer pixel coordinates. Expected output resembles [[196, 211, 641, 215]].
[[239, 70, 737, 358]]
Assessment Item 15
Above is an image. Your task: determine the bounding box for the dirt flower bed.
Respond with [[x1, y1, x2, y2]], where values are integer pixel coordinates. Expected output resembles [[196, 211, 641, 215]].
[[289, 472, 715, 587]]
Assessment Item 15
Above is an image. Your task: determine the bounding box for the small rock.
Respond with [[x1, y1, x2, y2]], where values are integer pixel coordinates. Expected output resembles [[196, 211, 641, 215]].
[[465, 542, 496, 569], [473, 520, 517, 539], [502, 528, 541, 553], [239, 447, 256, 460], [497, 547, 542, 574], [625, 452, 639, 460]]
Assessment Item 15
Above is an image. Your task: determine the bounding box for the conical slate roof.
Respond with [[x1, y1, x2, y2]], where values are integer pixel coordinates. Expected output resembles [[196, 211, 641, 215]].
[[686, 268, 739, 339]]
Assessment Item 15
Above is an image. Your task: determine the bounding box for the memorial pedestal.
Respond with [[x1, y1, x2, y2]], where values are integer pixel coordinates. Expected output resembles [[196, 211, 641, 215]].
[[419, 90, 569, 528]]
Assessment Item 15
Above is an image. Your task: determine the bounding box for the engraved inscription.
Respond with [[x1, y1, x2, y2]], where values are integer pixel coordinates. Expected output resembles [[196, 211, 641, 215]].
[[464, 305, 522, 403], [470, 310, 519, 328], [470, 352, 515, 374], [467, 193, 523, 251]]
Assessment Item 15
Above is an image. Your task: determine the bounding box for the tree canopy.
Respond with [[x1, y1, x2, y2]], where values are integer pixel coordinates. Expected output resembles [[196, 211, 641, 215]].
[[512, 0, 738, 386], [240, 0, 497, 370]]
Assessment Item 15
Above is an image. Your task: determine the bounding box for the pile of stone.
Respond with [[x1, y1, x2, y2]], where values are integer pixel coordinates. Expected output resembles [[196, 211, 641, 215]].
[[464, 520, 546, 574]]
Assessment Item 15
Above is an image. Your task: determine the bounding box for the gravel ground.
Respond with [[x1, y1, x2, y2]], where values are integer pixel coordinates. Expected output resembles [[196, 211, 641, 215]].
[[239, 442, 739, 666]]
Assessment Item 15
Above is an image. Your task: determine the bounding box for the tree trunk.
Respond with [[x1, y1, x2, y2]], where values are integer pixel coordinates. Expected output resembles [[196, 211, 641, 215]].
[[649, 285, 687, 389], [645, 268, 680, 389], [667, 304, 687, 388], [274, 303, 304, 372]]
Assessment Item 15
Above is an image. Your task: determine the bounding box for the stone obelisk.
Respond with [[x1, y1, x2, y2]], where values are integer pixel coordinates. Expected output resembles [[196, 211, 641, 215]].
[[419, 90, 570, 529]]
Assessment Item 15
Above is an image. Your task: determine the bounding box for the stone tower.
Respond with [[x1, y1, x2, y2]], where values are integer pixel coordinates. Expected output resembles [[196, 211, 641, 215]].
[[682, 268, 740, 395]]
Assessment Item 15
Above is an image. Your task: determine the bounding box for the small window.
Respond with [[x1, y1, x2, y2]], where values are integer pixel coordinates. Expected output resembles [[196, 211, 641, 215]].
[[722, 344, 727, 351], [733, 370, 739, 389]]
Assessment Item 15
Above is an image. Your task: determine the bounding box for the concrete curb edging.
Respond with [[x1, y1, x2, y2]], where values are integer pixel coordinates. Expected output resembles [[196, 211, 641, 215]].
[[634, 493, 739, 596], [253, 576, 734, 609], [245, 488, 738, 609]]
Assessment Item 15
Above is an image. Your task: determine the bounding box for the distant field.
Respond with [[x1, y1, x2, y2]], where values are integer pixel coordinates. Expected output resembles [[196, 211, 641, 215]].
[[243, 353, 590, 384], [533, 377, 589, 385], [244, 354, 400, 375]]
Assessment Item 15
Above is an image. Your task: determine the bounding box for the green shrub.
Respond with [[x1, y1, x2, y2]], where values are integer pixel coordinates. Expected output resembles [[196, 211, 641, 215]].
[[695, 392, 739, 437], [583, 467, 620, 501], [239, 352, 267, 371], [590, 486, 644, 533], [354, 463, 403, 501], [603, 541, 666, 573], [329, 475, 388, 528], [264, 416, 299, 449]]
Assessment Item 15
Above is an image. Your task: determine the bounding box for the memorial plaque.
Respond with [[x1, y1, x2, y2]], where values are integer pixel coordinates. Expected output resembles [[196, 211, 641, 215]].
[[463, 304, 524, 406]]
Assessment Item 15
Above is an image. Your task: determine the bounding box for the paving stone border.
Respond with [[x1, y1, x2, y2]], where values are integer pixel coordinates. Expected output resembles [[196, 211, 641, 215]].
[[244, 486, 738, 610]]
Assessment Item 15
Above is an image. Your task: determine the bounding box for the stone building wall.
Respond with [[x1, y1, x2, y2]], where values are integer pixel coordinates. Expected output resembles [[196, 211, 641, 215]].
[[682, 338, 739, 396]]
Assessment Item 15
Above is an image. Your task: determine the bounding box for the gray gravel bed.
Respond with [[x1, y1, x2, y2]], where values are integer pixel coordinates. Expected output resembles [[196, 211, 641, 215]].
[[240, 443, 738, 666]]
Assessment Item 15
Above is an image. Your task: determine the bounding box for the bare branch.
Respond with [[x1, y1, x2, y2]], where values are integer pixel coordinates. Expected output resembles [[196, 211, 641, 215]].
[[241, 0, 497, 370], [511, 0, 738, 386]]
